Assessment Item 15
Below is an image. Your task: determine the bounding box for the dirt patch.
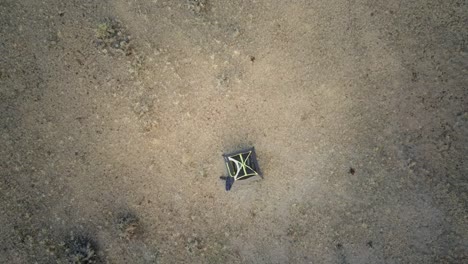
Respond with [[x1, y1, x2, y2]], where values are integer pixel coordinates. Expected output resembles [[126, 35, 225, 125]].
[[0, 0, 467, 263]]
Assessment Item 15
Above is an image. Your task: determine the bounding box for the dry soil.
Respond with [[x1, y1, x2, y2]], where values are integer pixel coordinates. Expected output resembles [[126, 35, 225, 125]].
[[0, 0, 467, 263]]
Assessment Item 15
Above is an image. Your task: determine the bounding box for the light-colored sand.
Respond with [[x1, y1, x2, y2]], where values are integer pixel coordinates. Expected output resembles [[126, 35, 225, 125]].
[[1, 0, 467, 263]]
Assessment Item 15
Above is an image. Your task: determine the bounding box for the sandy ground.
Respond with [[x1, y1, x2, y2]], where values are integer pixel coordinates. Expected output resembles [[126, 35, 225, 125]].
[[0, 0, 467, 263]]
